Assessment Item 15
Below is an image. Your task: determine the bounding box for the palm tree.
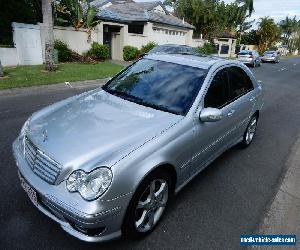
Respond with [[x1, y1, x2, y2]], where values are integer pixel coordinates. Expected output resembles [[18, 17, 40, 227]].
[[54, 0, 99, 42], [236, 0, 254, 41], [237, 0, 254, 16], [42, 0, 56, 71], [279, 16, 299, 51], [257, 17, 280, 53]]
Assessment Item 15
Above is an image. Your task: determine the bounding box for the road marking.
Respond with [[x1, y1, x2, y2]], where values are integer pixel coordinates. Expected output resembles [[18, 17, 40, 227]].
[[65, 81, 72, 88], [278, 67, 286, 71]]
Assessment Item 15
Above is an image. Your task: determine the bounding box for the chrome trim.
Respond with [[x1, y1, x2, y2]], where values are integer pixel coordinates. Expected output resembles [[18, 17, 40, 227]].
[[24, 136, 61, 184]]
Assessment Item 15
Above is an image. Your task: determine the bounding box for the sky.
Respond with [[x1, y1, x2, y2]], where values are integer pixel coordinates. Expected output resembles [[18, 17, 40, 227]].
[[136, 0, 300, 24]]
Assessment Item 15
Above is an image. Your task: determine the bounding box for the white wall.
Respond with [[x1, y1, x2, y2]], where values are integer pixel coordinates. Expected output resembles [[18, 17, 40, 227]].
[[0, 48, 18, 66], [53, 26, 97, 55], [152, 25, 188, 45], [191, 39, 205, 48], [127, 34, 149, 49]]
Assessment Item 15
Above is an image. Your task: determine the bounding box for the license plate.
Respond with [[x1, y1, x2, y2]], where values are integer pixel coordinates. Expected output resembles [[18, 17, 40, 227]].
[[19, 173, 38, 206]]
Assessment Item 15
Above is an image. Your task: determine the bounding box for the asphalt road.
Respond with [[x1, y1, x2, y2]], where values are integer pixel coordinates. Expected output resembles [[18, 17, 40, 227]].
[[1, 58, 300, 249]]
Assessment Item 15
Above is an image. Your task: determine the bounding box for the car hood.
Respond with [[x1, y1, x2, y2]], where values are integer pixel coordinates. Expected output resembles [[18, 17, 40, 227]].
[[26, 89, 181, 171]]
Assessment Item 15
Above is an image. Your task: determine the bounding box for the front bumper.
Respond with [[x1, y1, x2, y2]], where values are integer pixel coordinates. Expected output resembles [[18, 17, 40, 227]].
[[12, 138, 132, 242]]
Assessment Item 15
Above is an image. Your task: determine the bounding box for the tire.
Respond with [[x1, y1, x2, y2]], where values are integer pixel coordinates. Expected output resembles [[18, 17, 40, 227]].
[[241, 115, 258, 148], [122, 170, 172, 238]]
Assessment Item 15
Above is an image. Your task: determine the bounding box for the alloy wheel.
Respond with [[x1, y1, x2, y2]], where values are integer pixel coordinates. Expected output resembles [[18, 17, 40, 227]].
[[245, 117, 257, 145], [134, 179, 169, 233]]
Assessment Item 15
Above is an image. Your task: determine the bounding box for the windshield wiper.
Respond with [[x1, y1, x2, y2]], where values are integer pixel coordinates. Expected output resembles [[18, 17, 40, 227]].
[[104, 88, 180, 115], [104, 88, 144, 103]]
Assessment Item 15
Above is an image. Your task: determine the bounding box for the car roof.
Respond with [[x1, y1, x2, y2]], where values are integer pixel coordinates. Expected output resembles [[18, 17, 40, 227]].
[[145, 53, 227, 70], [155, 44, 191, 48]]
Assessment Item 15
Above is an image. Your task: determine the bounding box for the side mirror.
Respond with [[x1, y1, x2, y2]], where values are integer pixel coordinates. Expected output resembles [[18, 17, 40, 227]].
[[200, 108, 223, 122]]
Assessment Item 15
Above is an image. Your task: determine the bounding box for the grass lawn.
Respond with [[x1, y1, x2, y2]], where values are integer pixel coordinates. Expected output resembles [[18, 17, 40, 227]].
[[0, 62, 123, 90]]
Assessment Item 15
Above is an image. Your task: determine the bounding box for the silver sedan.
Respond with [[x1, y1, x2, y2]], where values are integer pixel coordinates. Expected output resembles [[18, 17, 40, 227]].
[[13, 54, 263, 242], [262, 51, 280, 63]]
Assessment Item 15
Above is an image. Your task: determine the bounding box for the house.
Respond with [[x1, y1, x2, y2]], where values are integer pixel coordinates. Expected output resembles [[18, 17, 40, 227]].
[[1, 1, 201, 66], [90, 0, 196, 60]]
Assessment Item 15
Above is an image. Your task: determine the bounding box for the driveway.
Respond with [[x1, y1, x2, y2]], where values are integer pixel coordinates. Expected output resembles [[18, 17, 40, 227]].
[[1, 58, 300, 249]]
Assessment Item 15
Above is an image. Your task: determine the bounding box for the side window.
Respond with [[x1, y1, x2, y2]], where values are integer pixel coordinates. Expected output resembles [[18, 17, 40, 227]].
[[227, 66, 254, 101], [204, 69, 230, 108]]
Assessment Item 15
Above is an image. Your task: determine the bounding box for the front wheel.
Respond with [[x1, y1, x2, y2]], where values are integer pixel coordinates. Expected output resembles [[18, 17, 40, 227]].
[[241, 115, 258, 148], [122, 170, 171, 238]]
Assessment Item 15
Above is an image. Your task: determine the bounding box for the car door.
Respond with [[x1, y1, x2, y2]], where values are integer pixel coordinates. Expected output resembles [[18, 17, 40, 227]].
[[226, 66, 256, 140], [189, 67, 236, 176]]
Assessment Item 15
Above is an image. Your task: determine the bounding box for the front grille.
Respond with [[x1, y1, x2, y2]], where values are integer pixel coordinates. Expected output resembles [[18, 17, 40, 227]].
[[24, 136, 61, 184]]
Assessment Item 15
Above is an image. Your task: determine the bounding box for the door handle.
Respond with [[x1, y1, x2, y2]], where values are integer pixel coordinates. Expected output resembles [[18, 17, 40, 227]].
[[228, 109, 235, 117]]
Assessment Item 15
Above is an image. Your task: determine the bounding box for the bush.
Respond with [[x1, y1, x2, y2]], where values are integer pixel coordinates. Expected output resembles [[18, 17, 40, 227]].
[[197, 42, 215, 55], [140, 42, 156, 54], [54, 40, 72, 62], [86, 42, 110, 61], [123, 46, 140, 61]]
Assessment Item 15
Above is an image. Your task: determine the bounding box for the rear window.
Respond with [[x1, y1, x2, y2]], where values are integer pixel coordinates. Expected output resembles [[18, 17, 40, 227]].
[[264, 51, 276, 55], [238, 51, 252, 55]]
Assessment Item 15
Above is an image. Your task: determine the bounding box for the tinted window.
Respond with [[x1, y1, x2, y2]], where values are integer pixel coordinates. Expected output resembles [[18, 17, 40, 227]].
[[103, 59, 207, 115], [238, 51, 252, 55], [204, 69, 230, 108], [228, 66, 254, 100]]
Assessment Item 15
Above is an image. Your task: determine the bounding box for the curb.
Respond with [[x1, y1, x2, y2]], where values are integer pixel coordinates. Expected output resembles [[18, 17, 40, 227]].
[[0, 78, 109, 97]]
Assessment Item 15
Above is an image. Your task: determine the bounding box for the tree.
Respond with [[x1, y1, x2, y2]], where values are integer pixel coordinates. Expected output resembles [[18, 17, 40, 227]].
[[257, 17, 280, 53], [236, 0, 254, 41], [0, 60, 3, 77], [164, 0, 253, 40], [54, 0, 99, 41], [42, 0, 56, 71], [279, 16, 299, 53], [240, 29, 259, 45]]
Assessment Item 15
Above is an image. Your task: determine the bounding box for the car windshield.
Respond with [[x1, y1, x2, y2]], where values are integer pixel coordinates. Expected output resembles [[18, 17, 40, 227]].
[[238, 51, 252, 55], [103, 59, 207, 115]]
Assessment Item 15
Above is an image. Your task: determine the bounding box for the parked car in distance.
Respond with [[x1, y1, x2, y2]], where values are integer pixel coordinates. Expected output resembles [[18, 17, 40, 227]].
[[261, 51, 280, 63], [13, 54, 263, 242], [148, 44, 196, 55], [236, 50, 261, 67]]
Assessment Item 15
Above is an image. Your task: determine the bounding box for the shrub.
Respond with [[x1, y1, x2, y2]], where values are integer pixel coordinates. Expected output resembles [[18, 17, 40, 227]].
[[54, 40, 72, 62], [86, 42, 110, 61], [140, 42, 157, 54], [197, 42, 215, 55], [123, 46, 140, 61]]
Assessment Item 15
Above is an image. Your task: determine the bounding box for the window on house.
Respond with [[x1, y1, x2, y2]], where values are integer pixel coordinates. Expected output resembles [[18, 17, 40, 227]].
[[128, 24, 144, 35]]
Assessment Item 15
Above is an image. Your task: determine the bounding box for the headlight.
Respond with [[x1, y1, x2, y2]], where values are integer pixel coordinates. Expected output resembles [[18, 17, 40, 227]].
[[66, 168, 113, 201]]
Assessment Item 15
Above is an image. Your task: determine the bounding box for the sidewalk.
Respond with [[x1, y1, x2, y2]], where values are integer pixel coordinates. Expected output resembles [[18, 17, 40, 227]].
[[252, 136, 300, 249], [0, 78, 109, 97]]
